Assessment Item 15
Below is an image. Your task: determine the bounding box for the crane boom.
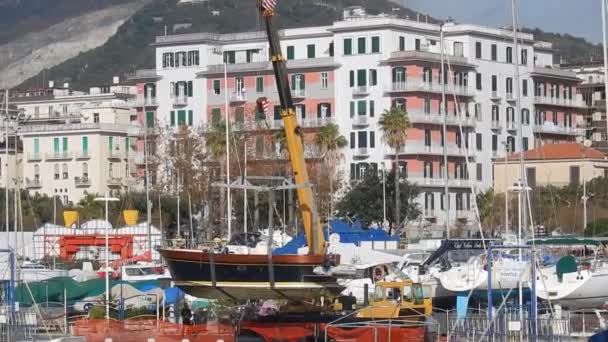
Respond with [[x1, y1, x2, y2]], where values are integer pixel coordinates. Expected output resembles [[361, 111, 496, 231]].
[[257, 0, 325, 255]]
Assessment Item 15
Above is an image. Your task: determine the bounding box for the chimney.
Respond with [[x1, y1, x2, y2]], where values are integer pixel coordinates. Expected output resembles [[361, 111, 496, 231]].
[[113, 76, 120, 84], [48, 81, 54, 88]]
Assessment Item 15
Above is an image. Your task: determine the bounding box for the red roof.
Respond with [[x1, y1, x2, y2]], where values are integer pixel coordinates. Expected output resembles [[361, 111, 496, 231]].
[[507, 143, 606, 161]]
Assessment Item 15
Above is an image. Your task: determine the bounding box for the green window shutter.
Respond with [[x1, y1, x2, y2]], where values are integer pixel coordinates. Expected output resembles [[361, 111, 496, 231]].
[[350, 101, 355, 118], [299, 74, 305, 90], [82, 137, 88, 154], [174, 83, 179, 97], [357, 69, 366, 86], [187, 81, 193, 97], [178, 110, 186, 125], [287, 46, 294, 60], [370, 100, 375, 117], [357, 100, 366, 115], [170, 111, 175, 126], [188, 110, 193, 126], [256, 77, 264, 92], [34, 139, 39, 154], [109, 136, 113, 151], [211, 108, 221, 124], [370, 69, 377, 86], [307, 44, 315, 58], [357, 37, 366, 54], [53, 138, 59, 153], [125, 137, 129, 155], [399, 36, 405, 51], [62, 137, 68, 152], [371, 36, 380, 53], [349, 70, 354, 87], [329, 42, 334, 57], [343, 38, 352, 55], [146, 111, 154, 128]]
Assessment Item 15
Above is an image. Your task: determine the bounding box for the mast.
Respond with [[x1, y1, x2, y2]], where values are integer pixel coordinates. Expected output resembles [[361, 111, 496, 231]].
[[5, 89, 9, 251], [440, 24, 450, 238], [257, 0, 325, 254], [603, 0, 608, 147]]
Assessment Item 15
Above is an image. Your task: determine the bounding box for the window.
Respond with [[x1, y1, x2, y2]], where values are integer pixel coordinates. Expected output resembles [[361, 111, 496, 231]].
[[570, 166, 580, 186], [522, 109, 530, 125], [371, 36, 380, 53], [392, 98, 406, 110], [291, 74, 305, 93], [399, 36, 405, 51], [357, 69, 367, 87], [170, 111, 176, 126], [415, 38, 421, 51], [54, 164, 59, 179], [307, 44, 315, 58], [187, 50, 199, 66], [213, 80, 221, 95], [491, 134, 498, 153], [506, 107, 515, 124], [475, 103, 482, 121], [453, 42, 464, 57], [318, 103, 331, 117], [357, 37, 366, 54], [424, 129, 431, 147], [329, 42, 334, 56], [223, 51, 235, 64], [369, 69, 377, 86], [492, 105, 499, 121], [256, 77, 264, 93], [423, 67, 432, 83], [369, 100, 375, 117], [424, 97, 431, 113], [506, 46, 513, 63], [506, 77, 513, 95], [491, 44, 497, 61], [476, 73, 482, 90], [476, 163, 482, 181], [475, 41, 482, 59], [82, 137, 88, 155], [62, 163, 68, 179], [527, 167, 536, 188], [34, 164, 39, 178], [357, 100, 366, 116], [350, 132, 355, 149], [521, 49, 528, 65], [162, 52, 174, 68], [392, 67, 406, 84], [370, 131, 375, 148], [506, 136, 515, 153], [523, 137, 529, 151], [358, 131, 367, 148], [425, 193, 434, 211], [285, 46, 295, 60], [522, 79, 528, 96], [146, 112, 154, 128], [491, 75, 497, 92], [188, 110, 193, 126], [245, 49, 258, 63], [344, 38, 352, 55], [321, 72, 328, 89], [177, 110, 186, 125], [423, 162, 433, 178], [476, 133, 482, 151], [93, 113, 99, 123]]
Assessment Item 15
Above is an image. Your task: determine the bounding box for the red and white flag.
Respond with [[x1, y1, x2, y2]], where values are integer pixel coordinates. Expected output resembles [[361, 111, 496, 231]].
[[256, 97, 270, 115], [260, 0, 276, 11]]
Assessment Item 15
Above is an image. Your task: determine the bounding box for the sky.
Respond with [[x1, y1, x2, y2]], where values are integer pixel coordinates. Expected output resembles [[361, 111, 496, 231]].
[[402, 0, 603, 43]]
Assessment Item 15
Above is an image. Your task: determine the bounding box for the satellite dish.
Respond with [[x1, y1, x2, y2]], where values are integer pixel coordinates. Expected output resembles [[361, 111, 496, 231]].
[[583, 139, 592, 148]]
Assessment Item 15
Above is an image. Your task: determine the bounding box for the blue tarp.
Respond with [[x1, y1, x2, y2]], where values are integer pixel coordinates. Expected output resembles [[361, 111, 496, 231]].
[[164, 287, 185, 305], [273, 219, 398, 255]]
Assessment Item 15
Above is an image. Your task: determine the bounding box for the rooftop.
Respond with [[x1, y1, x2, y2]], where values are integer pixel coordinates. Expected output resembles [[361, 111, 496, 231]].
[[506, 143, 606, 162]]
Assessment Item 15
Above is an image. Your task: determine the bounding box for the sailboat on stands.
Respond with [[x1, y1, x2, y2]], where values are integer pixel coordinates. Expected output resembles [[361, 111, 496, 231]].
[[158, 1, 342, 300]]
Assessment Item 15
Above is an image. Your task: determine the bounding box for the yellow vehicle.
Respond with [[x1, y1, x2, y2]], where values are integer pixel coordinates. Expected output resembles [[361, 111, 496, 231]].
[[356, 280, 432, 319]]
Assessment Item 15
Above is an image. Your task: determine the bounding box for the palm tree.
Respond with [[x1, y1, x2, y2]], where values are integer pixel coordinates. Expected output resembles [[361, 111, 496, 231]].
[[378, 107, 410, 233], [315, 123, 347, 216], [205, 121, 227, 237]]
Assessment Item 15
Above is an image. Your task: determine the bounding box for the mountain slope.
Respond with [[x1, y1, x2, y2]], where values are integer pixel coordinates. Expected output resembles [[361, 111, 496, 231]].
[[16, 0, 602, 90]]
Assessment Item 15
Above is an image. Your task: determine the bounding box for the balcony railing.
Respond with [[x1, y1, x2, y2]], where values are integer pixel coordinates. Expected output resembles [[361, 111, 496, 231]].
[[25, 178, 42, 188], [398, 143, 474, 158], [107, 177, 123, 186], [407, 173, 475, 188], [491, 120, 502, 130], [230, 91, 247, 103], [407, 110, 476, 127], [224, 116, 334, 132], [75, 151, 91, 159], [45, 152, 73, 160], [108, 150, 125, 159], [506, 121, 517, 131], [292, 88, 306, 98], [353, 147, 370, 157], [533, 124, 580, 135], [352, 86, 369, 96], [128, 96, 158, 107], [456, 210, 471, 220], [490, 91, 501, 100], [533, 96, 585, 108], [352, 115, 369, 127], [173, 96, 188, 106], [506, 93, 515, 101], [27, 153, 42, 161], [387, 79, 469, 96], [75, 176, 91, 187], [423, 209, 436, 218]]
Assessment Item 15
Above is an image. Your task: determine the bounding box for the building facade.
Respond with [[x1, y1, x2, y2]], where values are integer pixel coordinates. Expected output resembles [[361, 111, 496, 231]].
[[148, 7, 588, 233]]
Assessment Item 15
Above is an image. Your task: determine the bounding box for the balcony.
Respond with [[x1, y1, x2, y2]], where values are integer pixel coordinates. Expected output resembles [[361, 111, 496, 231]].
[[25, 178, 42, 189], [398, 143, 474, 158], [423, 209, 436, 219], [533, 96, 586, 108], [491, 120, 502, 131], [490, 91, 501, 101], [75, 151, 91, 160], [107, 177, 123, 187], [230, 91, 247, 103], [292, 88, 306, 98], [173, 96, 188, 106], [108, 150, 125, 159], [133, 152, 146, 165], [353, 147, 370, 158], [352, 115, 369, 127], [386, 50, 475, 67], [533, 123, 580, 136], [506, 121, 517, 132], [506, 93, 515, 102], [386, 79, 470, 96], [227, 116, 334, 132], [352, 86, 370, 96], [456, 210, 471, 220], [128, 96, 158, 107], [74, 176, 91, 187], [407, 110, 476, 127], [408, 173, 475, 188], [27, 153, 42, 162], [45, 152, 73, 161]]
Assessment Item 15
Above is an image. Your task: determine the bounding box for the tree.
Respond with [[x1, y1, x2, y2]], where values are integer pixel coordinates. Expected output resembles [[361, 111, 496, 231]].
[[205, 121, 228, 237], [476, 188, 506, 236], [378, 107, 410, 232], [314, 123, 347, 217], [336, 172, 420, 231]]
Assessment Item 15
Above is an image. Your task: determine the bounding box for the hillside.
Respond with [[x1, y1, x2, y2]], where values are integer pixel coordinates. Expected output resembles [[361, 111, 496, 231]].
[[523, 28, 604, 65], [16, 0, 603, 90]]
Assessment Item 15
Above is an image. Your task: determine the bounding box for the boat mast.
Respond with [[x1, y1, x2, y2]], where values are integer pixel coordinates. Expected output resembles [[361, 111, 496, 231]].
[[439, 24, 450, 239], [257, 0, 325, 254], [602, 0, 608, 148]]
